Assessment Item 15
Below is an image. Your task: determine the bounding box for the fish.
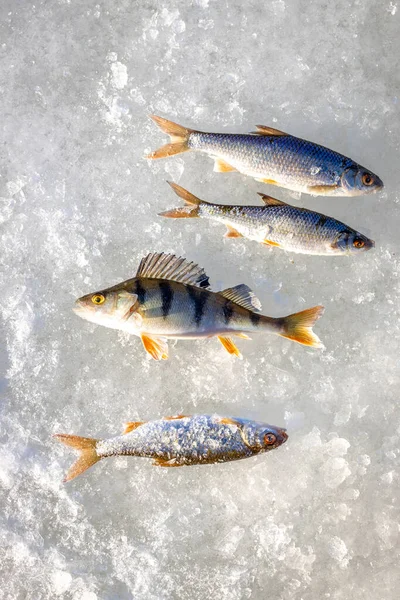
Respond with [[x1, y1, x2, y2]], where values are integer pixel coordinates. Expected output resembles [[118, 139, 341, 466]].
[[73, 252, 325, 360], [146, 115, 383, 197], [160, 182, 375, 256], [54, 414, 288, 481]]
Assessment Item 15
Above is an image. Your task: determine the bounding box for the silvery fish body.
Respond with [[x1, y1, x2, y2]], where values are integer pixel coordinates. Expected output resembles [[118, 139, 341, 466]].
[[147, 115, 383, 197], [55, 414, 288, 481], [161, 183, 375, 256], [73, 252, 324, 360]]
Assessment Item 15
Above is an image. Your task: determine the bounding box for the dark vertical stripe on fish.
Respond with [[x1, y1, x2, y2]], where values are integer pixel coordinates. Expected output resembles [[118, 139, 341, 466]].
[[186, 286, 208, 327], [315, 215, 328, 230], [223, 300, 234, 325], [250, 312, 261, 327], [159, 281, 173, 319], [134, 278, 147, 305]]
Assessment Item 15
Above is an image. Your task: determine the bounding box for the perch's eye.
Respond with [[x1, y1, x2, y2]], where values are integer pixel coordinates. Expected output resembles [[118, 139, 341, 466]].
[[264, 433, 276, 446], [353, 238, 365, 249], [92, 294, 105, 305], [362, 173, 373, 186]]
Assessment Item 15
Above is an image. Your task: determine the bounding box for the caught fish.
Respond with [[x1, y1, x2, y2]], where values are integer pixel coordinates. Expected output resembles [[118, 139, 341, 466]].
[[54, 414, 288, 481], [73, 252, 324, 360], [147, 115, 383, 196], [160, 182, 375, 256]]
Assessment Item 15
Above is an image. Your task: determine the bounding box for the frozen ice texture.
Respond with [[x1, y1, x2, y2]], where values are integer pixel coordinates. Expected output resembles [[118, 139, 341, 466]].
[[0, 0, 399, 598]]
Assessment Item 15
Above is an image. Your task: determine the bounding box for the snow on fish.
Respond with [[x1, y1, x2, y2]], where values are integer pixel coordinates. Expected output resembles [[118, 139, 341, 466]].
[[54, 414, 288, 482]]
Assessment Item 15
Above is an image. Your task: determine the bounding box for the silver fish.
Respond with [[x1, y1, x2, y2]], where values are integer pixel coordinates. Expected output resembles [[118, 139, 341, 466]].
[[147, 115, 383, 197], [73, 252, 324, 360], [54, 414, 288, 481], [160, 182, 375, 256]]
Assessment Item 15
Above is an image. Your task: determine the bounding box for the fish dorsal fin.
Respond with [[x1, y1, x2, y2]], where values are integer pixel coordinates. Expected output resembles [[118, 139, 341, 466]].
[[136, 252, 211, 289], [122, 421, 145, 435], [257, 193, 287, 206], [221, 284, 262, 312], [253, 125, 288, 136]]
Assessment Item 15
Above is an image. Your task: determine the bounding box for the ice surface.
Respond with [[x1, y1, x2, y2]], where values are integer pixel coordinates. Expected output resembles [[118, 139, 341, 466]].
[[1, 0, 399, 598]]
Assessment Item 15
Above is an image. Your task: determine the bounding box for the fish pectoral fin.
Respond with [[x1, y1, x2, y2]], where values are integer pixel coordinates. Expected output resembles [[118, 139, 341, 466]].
[[152, 457, 183, 467], [141, 334, 169, 361], [307, 184, 339, 195], [122, 421, 145, 435], [218, 336, 242, 359], [257, 192, 287, 206], [263, 239, 281, 247], [256, 178, 280, 186], [213, 158, 237, 173], [224, 225, 243, 238], [252, 125, 288, 136], [163, 415, 189, 420]]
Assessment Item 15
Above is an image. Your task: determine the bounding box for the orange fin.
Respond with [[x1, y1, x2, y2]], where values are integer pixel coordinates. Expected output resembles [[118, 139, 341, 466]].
[[256, 178, 280, 186], [263, 239, 281, 247], [307, 184, 339, 195], [257, 193, 286, 206], [253, 125, 288, 136], [224, 225, 243, 238], [146, 115, 193, 159], [218, 336, 242, 359], [213, 158, 237, 173], [163, 415, 188, 421], [235, 333, 251, 339], [152, 457, 183, 467], [122, 421, 145, 435], [218, 417, 240, 426], [54, 434, 100, 482], [280, 305, 325, 348], [141, 334, 169, 360]]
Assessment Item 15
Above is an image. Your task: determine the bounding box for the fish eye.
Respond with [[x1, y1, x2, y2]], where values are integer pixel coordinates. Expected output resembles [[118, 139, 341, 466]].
[[264, 433, 276, 446], [91, 294, 105, 305], [362, 173, 374, 186], [353, 238, 365, 249]]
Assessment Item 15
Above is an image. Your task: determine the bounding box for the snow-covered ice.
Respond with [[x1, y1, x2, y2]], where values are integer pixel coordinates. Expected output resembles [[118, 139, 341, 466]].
[[1, 1, 399, 598]]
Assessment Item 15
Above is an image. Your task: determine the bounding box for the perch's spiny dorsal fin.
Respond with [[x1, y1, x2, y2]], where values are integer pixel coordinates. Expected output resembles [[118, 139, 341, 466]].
[[136, 252, 210, 289]]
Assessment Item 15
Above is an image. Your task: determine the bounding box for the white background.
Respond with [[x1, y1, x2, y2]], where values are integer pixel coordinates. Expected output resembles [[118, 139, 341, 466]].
[[1, 1, 399, 598]]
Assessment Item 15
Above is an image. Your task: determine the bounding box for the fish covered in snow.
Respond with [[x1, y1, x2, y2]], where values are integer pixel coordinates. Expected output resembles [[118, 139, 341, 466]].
[[160, 183, 375, 256], [147, 115, 383, 197], [73, 252, 324, 360], [54, 414, 288, 481]]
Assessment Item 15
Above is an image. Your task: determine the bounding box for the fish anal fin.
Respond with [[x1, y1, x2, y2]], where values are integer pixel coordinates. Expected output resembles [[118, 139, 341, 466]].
[[253, 125, 288, 136], [263, 239, 281, 247], [163, 415, 189, 421], [218, 336, 242, 359], [136, 252, 210, 289], [141, 334, 169, 361], [122, 421, 145, 435], [224, 225, 243, 238], [257, 192, 286, 206], [213, 158, 237, 173], [256, 178, 280, 186], [221, 284, 262, 312], [152, 457, 183, 467]]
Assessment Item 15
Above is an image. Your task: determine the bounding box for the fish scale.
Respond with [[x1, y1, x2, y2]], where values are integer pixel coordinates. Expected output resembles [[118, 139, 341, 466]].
[[147, 115, 383, 196]]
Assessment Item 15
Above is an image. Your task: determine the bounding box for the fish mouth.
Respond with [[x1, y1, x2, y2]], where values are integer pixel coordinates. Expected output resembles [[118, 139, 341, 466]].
[[278, 428, 288, 444], [73, 298, 89, 315]]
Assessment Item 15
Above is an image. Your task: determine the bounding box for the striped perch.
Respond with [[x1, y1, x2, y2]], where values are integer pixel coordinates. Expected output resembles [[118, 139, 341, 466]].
[[73, 252, 325, 360]]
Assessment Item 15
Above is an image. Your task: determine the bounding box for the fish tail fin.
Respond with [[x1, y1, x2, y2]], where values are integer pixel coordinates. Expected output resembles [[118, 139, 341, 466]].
[[146, 115, 193, 159], [280, 305, 325, 348], [159, 181, 204, 218], [54, 434, 100, 482]]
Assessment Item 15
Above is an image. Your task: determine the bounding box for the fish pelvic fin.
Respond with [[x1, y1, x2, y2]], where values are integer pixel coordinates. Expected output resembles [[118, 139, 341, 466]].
[[159, 182, 203, 219], [146, 115, 193, 159], [218, 336, 243, 359], [54, 434, 100, 482], [280, 305, 325, 348], [141, 334, 169, 360]]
